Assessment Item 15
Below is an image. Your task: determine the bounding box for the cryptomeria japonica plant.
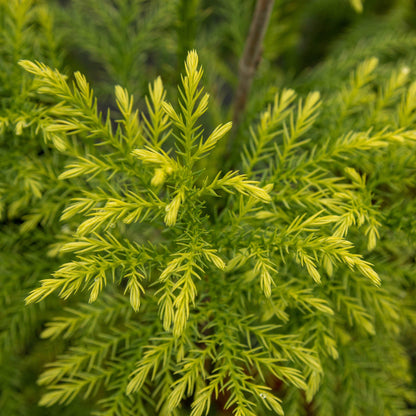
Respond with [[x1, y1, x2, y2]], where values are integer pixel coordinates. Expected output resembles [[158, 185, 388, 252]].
[[2, 0, 416, 415]]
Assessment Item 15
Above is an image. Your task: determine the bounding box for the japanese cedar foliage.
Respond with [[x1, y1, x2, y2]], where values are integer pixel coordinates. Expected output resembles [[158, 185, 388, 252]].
[[2, 0, 416, 415]]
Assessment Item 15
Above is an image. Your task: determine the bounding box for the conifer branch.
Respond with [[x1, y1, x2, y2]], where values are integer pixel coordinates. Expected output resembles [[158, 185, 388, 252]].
[[4, 3, 416, 411], [232, 0, 275, 131]]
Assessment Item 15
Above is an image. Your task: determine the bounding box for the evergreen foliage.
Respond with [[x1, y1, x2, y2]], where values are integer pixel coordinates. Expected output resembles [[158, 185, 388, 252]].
[[51, 0, 176, 98], [2, 0, 416, 415], [0, 1, 72, 413]]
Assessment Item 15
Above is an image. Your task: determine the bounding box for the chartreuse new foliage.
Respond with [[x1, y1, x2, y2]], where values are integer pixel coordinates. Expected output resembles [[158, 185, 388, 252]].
[[16, 43, 416, 416], [0, 1, 87, 414]]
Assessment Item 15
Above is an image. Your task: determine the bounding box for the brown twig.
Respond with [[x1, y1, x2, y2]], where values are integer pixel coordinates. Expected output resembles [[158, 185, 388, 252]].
[[232, 0, 275, 131]]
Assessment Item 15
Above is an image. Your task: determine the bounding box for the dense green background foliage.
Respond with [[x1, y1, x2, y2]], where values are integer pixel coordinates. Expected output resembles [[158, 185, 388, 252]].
[[2, 0, 416, 415]]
